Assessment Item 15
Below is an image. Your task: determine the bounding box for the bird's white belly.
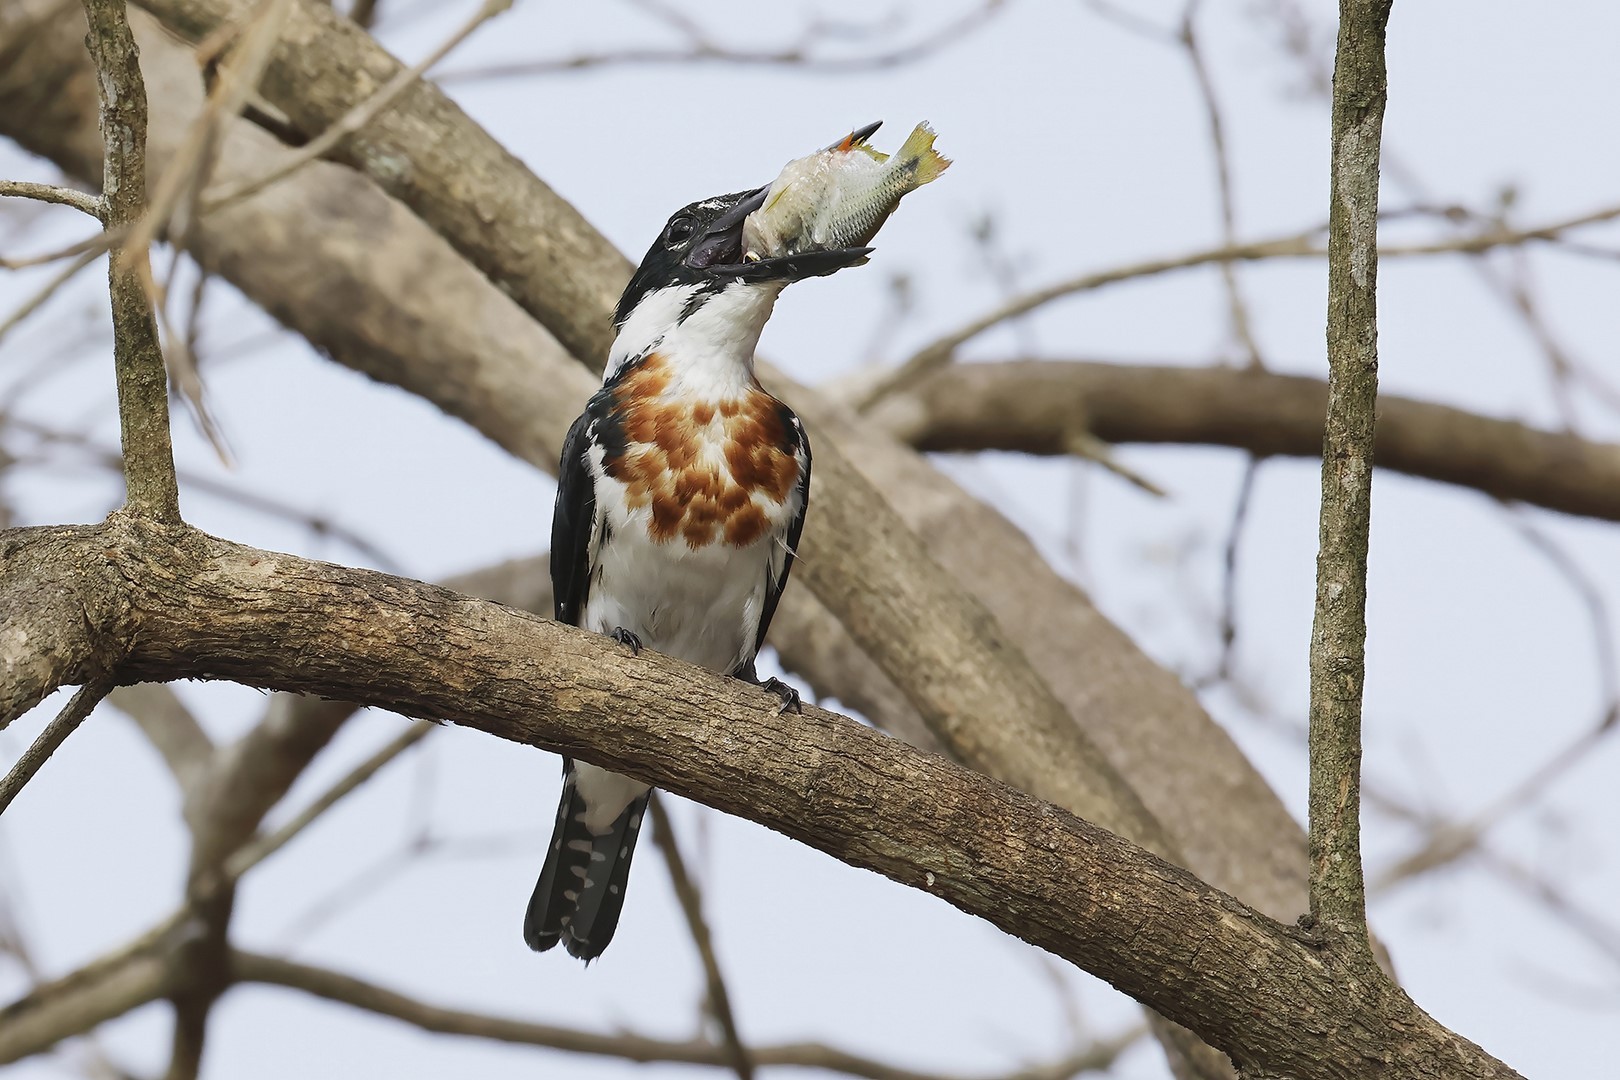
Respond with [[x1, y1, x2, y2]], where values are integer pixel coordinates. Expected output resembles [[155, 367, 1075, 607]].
[[584, 523, 775, 674]]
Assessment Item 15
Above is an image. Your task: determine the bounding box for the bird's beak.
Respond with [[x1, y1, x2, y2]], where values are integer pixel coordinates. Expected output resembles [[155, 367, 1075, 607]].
[[686, 184, 870, 283], [684, 184, 769, 271]]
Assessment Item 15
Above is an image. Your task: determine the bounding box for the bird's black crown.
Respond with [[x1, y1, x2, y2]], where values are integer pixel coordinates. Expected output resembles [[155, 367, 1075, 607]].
[[612, 187, 870, 331]]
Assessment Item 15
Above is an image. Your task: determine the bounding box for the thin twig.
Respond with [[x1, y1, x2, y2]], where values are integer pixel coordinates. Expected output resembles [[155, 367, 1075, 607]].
[[1179, 0, 1265, 370], [1305, 0, 1391, 946], [203, 0, 514, 210], [117, 0, 294, 272], [9, 417, 407, 573], [233, 949, 1141, 1080], [853, 201, 1620, 411], [0, 179, 100, 218], [648, 794, 754, 1080], [1197, 456, 1262, 690], [0, 683, 112, 817], [224, 722, 432, 881], [0, 248, 101, 351], [1063, 428, 1167, 498], [437, 1, 1007, 84]]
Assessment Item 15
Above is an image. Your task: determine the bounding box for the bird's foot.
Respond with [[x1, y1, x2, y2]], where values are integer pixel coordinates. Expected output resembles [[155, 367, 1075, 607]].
[[609, 626, 643, 655], [758, 676, 802, 715]]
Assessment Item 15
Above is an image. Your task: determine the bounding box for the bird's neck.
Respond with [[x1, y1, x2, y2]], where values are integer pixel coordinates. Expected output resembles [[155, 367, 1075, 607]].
[[605, 281, 785, 396]]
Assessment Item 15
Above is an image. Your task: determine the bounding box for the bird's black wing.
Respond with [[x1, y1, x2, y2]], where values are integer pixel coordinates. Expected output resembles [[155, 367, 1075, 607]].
[[751, 407, 811, 659], [551, 409, 598, 627]]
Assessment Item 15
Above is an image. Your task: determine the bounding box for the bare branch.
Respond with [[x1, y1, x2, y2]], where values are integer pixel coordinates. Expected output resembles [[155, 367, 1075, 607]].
[[851, 202, 1620, 410], [1305, 0, 1391, 945], [849, 230, 1321, 410], [201, 0, 513, 209], [232, 950, 1139, 1080], [0, 248, 100, 352], [647, 795, 753, 1080], [223, 721, 432, 880], [436, 1, 1008, 85], [869, 360, 1620, 526], [0, 913, 185, 1064], [20, 0, 1322, 950], [0, 519, 1525, 1077], [80, 0, 181, 522], [0, 177, 99, 217], [0, 682, 111, 816]]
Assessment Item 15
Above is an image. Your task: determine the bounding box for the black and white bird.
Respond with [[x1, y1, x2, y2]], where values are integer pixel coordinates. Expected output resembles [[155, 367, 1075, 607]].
[[524, 186, 870, 961]]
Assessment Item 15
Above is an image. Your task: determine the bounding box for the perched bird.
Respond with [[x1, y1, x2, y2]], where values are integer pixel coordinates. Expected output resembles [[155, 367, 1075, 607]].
[[524, 185, 870, 961]]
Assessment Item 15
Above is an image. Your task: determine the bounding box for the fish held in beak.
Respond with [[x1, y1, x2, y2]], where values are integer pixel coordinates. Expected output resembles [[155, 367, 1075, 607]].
[[742, 121, 951, 265], [684, 185, 871, 283]]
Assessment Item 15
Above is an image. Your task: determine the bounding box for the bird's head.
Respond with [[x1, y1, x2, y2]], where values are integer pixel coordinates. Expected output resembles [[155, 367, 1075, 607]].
[[606, 187, 870, 377]]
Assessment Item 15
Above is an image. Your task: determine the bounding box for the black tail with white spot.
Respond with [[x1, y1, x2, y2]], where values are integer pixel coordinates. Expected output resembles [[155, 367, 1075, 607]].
[[524, 762, 650, 961]]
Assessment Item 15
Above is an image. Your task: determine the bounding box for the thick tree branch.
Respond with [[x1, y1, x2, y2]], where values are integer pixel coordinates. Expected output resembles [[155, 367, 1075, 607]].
[[868, 360, 1620, 522], [90, 0, 1311, 926], [0, 523, 132, 727], [0, 37, 1318, 1075], [130, 0, 627, 368], [1307, 0, 1391, 946], [122, 0, 1176, 867], [0, 518, 1520, 1078], [81, 0, 181, 523]]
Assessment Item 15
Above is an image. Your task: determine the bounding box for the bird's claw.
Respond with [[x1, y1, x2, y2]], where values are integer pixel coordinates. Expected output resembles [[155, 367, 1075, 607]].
[[760, 676, 802, 715], [609, 626, 643, 655]]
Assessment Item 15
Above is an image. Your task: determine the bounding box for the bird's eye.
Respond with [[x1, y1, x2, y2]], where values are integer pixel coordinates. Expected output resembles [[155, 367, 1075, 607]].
[[666, 217, 695, 245]]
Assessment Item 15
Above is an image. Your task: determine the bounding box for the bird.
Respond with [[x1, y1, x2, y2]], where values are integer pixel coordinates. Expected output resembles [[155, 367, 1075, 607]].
[[523, 184, 871, 961]]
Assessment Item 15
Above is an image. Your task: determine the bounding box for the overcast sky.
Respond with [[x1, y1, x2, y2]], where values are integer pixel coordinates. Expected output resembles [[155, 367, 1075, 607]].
[[3, 1, 1619, 1077]]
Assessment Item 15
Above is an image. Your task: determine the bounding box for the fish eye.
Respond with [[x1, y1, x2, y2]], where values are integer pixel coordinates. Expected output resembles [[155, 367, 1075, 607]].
[[666, 217, 695, 245]]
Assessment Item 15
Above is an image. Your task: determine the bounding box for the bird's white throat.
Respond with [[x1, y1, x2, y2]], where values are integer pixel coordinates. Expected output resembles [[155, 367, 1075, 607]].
[[605, 280, 786, 397]]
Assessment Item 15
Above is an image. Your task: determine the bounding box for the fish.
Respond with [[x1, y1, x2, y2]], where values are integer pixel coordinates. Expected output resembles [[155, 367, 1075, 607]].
[[742, 121, 950, 262]]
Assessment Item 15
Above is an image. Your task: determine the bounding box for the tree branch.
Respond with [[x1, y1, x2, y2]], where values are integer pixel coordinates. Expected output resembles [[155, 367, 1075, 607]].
[[0, 176, 99, 216], [1306, 0, 1391, 946], [0, 912, 186, 1063], [0, 681, 112, 815], [112, 0, 1310, 912], [0, 518, 1521, 1077], [866, 359, 1620, 523], [232, 950, 1138, 1080], [647, 795, 753, 1080], [81, 0, 181, 523], [848, 201, 1620, 411]]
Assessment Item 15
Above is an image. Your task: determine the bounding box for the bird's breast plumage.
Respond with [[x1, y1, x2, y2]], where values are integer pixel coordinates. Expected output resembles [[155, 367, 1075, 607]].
[[592, 352, 803, 551]]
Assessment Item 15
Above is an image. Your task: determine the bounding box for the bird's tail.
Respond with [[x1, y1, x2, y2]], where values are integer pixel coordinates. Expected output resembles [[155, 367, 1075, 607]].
[[524, 762, 650, 961]]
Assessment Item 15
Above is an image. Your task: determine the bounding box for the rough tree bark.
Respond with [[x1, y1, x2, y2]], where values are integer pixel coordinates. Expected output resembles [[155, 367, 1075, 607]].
[[0, 519, 1523, 1079], [24, 0, 1315, 918]]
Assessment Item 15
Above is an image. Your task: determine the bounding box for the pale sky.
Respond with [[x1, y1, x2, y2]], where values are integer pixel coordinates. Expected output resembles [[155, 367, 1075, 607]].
[[3, 1, 1619, 1077]]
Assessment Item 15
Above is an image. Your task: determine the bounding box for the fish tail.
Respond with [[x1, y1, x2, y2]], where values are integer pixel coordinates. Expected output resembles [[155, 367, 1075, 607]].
[[897, 122, 951, 186]]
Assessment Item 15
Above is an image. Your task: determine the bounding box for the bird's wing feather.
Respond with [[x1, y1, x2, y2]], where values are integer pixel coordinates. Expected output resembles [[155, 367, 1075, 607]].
[[551, 409, 600, 627], [751, 409, 810, 659]]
